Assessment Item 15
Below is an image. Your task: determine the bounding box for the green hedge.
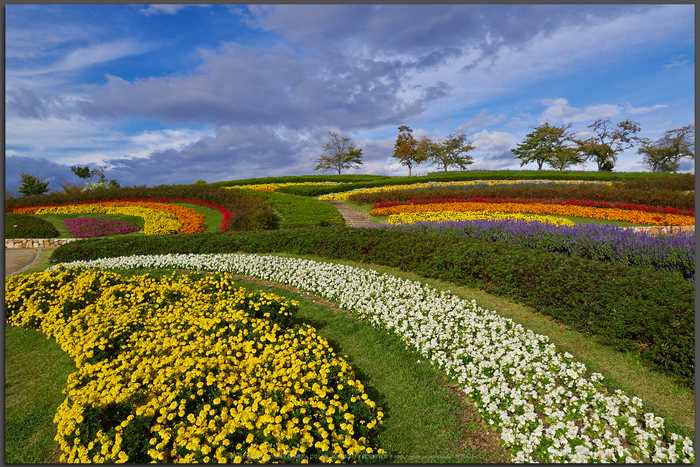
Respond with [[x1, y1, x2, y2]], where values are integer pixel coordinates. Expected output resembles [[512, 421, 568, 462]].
[[240, 190, 344, 228], [212, 174, 389, 187], [50, 227, 694, 387], [227, 171, 694, 197], [5, 212, 59, 239], [5, 185, 274, 231]]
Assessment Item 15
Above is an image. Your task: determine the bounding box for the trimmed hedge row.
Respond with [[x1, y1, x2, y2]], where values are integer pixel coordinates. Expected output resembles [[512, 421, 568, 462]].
[[50, 227, 694, 388], [347, 183, 695, 211], [212, 174, 389, 187], [240, 190, 345, 228], [5, 212, 59, 239], [5, 185, 274, 231]]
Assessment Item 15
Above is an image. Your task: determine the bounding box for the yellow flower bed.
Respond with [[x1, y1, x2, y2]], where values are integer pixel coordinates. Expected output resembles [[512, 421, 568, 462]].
[[371, 202, 695, 226], [13, 201, 207, 235], [387, 210, 576, 226], [319, 180, 613, 201], [5, 269, 385, 463], [226, 182, 340, 192]]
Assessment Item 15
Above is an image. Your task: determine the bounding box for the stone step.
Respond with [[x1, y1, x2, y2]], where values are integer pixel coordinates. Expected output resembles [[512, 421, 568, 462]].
[[321, 201, 375, 228]]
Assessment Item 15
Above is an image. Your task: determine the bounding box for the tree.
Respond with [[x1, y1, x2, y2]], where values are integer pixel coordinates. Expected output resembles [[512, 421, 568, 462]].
[[314, 131, 363, 175], [17, 171, 50, 197], [512, 123, 577, 170], [392, 126, 428, 176], [546, 146, 586, 171], [574, 118, 641, 172], [638, 124, 695, 173], [72, 165, 120, 190], [424, 131, 475, 172]]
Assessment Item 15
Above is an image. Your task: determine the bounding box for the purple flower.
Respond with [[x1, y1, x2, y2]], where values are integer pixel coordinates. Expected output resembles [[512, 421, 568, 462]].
[[64, 217, 141, 239], [373, 219, 695, 280]]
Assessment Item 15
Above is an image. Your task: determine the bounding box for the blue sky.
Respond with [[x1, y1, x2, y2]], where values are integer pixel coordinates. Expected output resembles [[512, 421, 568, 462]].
[[5, 4, 695, 191]]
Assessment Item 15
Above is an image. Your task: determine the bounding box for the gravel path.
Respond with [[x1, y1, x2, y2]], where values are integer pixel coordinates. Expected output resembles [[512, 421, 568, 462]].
[[5, 248, 42, 277]]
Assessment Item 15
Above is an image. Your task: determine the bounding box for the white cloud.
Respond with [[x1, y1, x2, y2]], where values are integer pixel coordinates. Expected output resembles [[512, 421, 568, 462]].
[[625, 102, 668, 115], [8, 40, 153, 77], [538, 98, 622, 124], [136, 5, 211, 16], [472, 130, 516, 152], [663, 54, 690, 69]]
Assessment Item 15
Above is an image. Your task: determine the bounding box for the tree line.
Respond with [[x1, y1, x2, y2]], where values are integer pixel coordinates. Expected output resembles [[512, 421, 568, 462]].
[[313, 120, 694, 175]]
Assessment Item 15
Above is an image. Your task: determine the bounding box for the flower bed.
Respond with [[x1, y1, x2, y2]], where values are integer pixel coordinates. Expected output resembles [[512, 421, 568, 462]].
[[373, 197, 695, 217], [47, 253, 695, 463], [370, 202, 695, 226], [373, 220, 695, 279], [7, 197, 232, 232], [385, 211, 575, 226], [12, 201, 205, 235], [226, 182, 341, 192], [63, 217, 141, 238], [319, 180, 614, 201], [5, 269, 385, 463]]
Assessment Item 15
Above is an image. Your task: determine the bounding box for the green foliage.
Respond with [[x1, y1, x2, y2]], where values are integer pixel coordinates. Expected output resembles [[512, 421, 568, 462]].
[[314, 131, 364, 175], [638, 124, 695, 173], [18, 172, 51, 197], [392, 126, 428, 176], [5, 212, 60, 239], [574, 118, 641, 171], [512, 123, 580, 171], [214, 174, 389, 187], [70, 166, 91, 180], [242, 190, 345, 228], [51, 227, 694, 387], [422, 131, 475, 172], [6, 184, 275, 232]]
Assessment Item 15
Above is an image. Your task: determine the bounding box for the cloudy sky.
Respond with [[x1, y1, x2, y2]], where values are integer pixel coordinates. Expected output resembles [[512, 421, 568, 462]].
[[5, 4, 695, 191]]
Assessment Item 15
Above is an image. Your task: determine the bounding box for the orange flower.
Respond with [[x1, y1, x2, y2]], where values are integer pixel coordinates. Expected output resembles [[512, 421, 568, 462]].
[[369, 202, 694, 226]]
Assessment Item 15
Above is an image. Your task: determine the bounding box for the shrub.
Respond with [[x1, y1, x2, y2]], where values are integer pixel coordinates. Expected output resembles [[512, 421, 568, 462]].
[[5, 212, 59, 239], [50, 227, 694, 387]]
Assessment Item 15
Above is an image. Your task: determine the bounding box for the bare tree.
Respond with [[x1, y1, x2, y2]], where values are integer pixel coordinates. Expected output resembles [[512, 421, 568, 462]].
[[314, 131, 363, 175]]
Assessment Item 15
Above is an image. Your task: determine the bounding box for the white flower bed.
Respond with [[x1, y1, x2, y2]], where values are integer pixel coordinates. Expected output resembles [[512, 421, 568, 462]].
[[51, 253, 694, 463]]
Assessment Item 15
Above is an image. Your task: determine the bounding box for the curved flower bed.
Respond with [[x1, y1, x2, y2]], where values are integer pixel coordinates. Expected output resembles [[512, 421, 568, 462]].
[[12, 201, 205, 235], [319, 180, 614, 201], [49, 253, 695, 463], [370, 202, 695, 226], [5, 269, 385, 463], [386, 211, 575, 226], [227, 182, 341, 192], [7, 197, 231, 232], [372, 220, 695, 279], [64, 217, 141, 238], [373, 198, 695, 217]]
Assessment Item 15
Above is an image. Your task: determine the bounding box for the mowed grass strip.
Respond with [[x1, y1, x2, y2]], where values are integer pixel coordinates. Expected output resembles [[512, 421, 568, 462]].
[[5, 326, 76, 463], [264, 252, 695, 440], [243, 189, 345, 228], [5, 262, 508, 463]]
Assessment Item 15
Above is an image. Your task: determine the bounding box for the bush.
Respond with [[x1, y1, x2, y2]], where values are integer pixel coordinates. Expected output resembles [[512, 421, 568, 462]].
[[51, 227, 694, 387], [241, 190, 345, 228], [5, 212, 59, 239]]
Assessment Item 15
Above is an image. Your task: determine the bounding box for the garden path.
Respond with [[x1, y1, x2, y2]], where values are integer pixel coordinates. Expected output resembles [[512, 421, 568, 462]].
[[321, 200, 375, 228], [5, 248, 41, 276]]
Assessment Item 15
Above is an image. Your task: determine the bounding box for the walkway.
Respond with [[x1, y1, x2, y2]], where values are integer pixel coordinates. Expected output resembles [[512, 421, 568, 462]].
[[5, 248, 42, 277], [321, 201, 375, 228]]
